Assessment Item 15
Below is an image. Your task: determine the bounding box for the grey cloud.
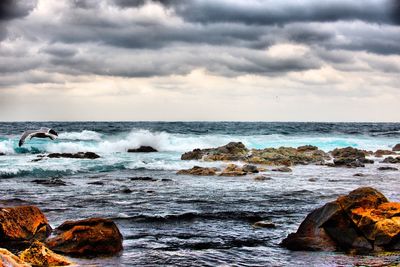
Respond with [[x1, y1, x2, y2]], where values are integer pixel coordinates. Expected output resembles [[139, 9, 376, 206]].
[[40, 46, 78, 58]]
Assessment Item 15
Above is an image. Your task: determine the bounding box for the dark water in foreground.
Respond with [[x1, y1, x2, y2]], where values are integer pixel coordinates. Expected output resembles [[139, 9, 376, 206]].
[[0, 122, 399, 266]]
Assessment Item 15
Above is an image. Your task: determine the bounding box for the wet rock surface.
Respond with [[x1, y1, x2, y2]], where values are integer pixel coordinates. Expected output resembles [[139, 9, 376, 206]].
[[281, 187, 400, 253], [0, 248, 30, 267], [46, 218, 123, 257], [177, 166, 219, 176], [382, 156, 400, 164], [20, 241, 72, 266], [31, 178, 67, 187], [0, 206, 51, 248], [330, 147, 373, 168], [34, 152, 100, 161], [127, 146, 158, 153], [378, 166, 398, 171]]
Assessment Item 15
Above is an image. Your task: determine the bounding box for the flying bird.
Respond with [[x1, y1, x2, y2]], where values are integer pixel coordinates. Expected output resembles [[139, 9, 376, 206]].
[[19, 127, 58, 147]]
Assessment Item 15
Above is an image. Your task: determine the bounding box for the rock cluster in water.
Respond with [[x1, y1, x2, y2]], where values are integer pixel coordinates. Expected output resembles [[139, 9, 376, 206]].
[[281, 187, 400, 254], [177, 164, 262, 176], [0, 205, 123, 266], [32, 152, 101, 162], [127, 146, 158, 152]]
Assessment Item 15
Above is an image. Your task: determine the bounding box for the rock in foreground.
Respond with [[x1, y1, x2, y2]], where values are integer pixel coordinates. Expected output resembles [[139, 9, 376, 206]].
[[20, 241, 72, 266], [46, 218, 123, 257], [0, 248, 30, 267], [0, 206, 51, 248], [281, 187, 400, 253], [127, 146, 157, 153]]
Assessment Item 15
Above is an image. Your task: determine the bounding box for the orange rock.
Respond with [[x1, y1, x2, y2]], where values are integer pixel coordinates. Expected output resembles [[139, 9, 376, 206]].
[[20, 240, 72, 266], [46, 218, 123, 257], [0, 206, 51, 243], [176, 166, 218, 176], [219, 164, 247, 176], [0, 248, 30, 267]]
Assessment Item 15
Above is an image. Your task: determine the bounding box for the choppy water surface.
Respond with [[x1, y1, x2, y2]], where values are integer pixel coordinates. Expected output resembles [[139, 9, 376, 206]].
[[0, 122, 399, 266]]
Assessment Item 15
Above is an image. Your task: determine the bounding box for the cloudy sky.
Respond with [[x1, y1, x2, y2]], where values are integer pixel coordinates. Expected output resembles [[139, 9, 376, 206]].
[[0, 0, 399, 121]]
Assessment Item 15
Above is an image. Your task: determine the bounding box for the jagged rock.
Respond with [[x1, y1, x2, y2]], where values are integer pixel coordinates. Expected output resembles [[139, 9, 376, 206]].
[[176, 166, 218, 176], [392, 144, 400, 151], [382, 156, 400, 164], [375, 150, 396, 158], [282, 187, 400, 253], [252, 220, 276, 228], [46, 218, 123, 257], [330, 147, 373, 168], [331, 147, 368, 159], [271, 167, 292, 172], [181, 142, 248, 161], [297, 145, 318, 152], [0, 206, 51, 249], [127, 146, 157, 153], [219, 164, 247, 176], [378, 166, 398, 171], [0, 248, 30, 267], [47, 152, 100, 159], [20, 241, 72, 266]]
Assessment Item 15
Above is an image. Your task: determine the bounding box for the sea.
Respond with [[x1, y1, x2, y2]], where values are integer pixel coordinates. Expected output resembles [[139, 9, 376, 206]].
[[0, 122, 399, 266]]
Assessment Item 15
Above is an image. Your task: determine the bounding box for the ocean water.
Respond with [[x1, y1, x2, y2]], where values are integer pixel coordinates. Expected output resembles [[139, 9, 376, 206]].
[[0, 122, 399, 266]]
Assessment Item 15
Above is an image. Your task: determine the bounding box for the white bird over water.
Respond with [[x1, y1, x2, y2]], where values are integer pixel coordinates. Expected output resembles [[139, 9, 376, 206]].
[[19, 127, 58, 147]]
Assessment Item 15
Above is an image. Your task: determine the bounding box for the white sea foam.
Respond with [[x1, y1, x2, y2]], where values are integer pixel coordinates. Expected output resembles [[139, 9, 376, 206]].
[[0, 140, 16, 154], [58, 130, 103, 141]]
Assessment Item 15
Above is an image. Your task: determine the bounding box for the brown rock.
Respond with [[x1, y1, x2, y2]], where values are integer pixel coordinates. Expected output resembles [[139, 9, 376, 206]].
[[181, 142, 248, 161], [0, 248, 30, 267], [47, 152, 100, 159], [374, 150, 396, 158], [297, 145, 318, 152], [127, 146, 157, 153], [252, 220, 276, 228], [382, 156, 400, 164], [392, 144, 400, 151], [46, 218, 123, 257], [253, 175, 271, 181], [271, 167, 292, 172], [176, 166, 218, 176], [242, 164, 259, 173], [20, 241, 72, 266], [219, 164, 246, 176], [0, 206, 51, 247]]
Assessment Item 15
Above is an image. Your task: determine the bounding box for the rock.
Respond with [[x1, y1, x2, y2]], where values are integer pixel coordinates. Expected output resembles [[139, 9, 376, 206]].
[[219, 164, 247, 176], [382, 156, 400, 164], [176, 166, 218, 176], [331, 147, 368, 159], [242, 164, 259, 173], [0, 206, 51, 248], [330, 147, 374, 168], [271, 167, 292, 172], [0, 248, 30, 267], [375, 150, 396, 157], [333, 158, 365, 168], [308, 178, 318, 182], [392, 144, 400, 151], [129, 176, 158, 181], [31, 178, 67, 187], [253, 175, 271, 181], [353, 173, 366, 177], [282, 187, 400, 253], [20, 241, 72, 266], [127, 146, 157, 153], [0, 152, 5, 156], [46, 218, 123, 257], [120, 187, 132, 194], [87, 181, 104, 185], [252, 220, 276, 228], [297, 145, 318, 152], [378, 166, 398, 171], [181, 142, 248, 161], [47, 152, 100, 159]]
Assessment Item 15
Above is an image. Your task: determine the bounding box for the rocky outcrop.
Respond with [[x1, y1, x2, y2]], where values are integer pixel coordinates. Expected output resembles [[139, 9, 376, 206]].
[[392, 144, 400, 151], [177, 166, 219, 176], [46, 218, 123, 257], [47, 152, 100, 159], [219, 164, 247, 176], [330, 147, 373, 168], [127, 146, 157, 153], [0, 248, 30, 267], [374, 150, 396, 158], [181, 142, 329, 166], [281, 187, 400, 253], [19, 241, 72, 266], [0, 206, 51, 248], [378, 166, 398, 171], [382, 156, 400, 164]]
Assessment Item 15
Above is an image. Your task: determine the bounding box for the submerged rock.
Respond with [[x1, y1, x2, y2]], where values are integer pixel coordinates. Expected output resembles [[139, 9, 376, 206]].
[[382, 156, 400, 164], [0, 206, 51, 248], [20, 241, 72, 266], [271, 167, 292, 172], [253, 175, 271, 181], [177, 166, 219, 176], [127, 146, 157, 153], [46, 218, 123, 257], [0, 248, 30, 267], [31, 178, 67, 187], [378, 166, 398, 171], [47, 152, 100, 159], [282, 187, 400, 253], [392, 144, 400, 151], [252, 220, 276, 228]]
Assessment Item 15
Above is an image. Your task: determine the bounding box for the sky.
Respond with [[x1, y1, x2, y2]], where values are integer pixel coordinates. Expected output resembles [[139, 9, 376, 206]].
[[0, 0, 399, 121]]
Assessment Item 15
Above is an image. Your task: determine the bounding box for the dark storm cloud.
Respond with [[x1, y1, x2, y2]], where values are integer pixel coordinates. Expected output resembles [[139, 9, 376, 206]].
[[40, 46, 78, 58], [0, 0, 36, 21]]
